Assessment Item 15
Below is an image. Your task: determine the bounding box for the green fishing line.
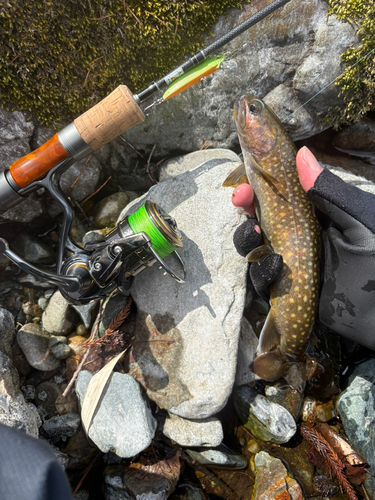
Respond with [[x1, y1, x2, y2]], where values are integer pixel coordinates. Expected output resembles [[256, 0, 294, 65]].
[[128, 204, 175, 259]]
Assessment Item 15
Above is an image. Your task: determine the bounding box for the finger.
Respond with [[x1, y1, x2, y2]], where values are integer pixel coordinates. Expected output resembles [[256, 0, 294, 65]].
[[232, 183, 255, 216], [296, 146, 323, 192]]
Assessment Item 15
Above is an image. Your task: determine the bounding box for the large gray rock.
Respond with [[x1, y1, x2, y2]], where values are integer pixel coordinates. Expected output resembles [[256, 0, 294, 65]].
[[76, 370, 156, 458], [162, 413, 223, 448], [0, 351, 41, 437], [17, 323, 61, 371], [123, 0, 358, 157], [338, 358, 375, 499], [119, 154, 247, 418]]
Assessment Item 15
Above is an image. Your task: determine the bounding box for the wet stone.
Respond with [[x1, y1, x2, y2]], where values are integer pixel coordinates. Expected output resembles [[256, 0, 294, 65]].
[[301, 397, 317, 422], [35, 381, 60, 418], [252, 451, 303, 500], [42, 413, 80, 440], [169, 484, 209, 500], [76, 370, 156, 458], [93, 191, 138, 229], [162, 412, 223, 448], [48, 335, 71, 360], [72, 300, 100, 330], [234, 385, 296, 444], [55, 385, 78, 416], [17, 323, 61, 371], [235, 316, 259, 386], [265, 383, 303, 420], [316, 400, 335, 422], [0, 307, 15, 354], [186, 444, 247, 469], [337, 358, 375, 499], [11, 233, 55, 265], [42, 291, 78, 336]]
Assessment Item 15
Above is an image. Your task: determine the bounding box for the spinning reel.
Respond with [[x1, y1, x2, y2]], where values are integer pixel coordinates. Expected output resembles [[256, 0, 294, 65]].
[[0, 157, 185, 305]]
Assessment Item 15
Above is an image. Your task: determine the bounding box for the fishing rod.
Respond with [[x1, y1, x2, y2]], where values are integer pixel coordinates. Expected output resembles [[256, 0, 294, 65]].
[[0, 0, 292, 304]]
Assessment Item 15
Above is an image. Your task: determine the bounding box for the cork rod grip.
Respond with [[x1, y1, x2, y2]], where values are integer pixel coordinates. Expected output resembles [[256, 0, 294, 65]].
[[74, 85, 145, 150]]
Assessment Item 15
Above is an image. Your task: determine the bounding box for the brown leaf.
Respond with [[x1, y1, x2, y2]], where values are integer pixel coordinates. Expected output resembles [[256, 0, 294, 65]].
[[345, 463, 366, 486]]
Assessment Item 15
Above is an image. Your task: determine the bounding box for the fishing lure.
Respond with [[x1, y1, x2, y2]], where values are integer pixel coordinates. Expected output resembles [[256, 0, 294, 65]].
[[163, 55, 226, 100]]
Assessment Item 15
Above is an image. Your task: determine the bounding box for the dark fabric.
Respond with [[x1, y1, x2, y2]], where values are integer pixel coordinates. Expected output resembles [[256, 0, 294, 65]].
[[0, 424, 72, 500], [250, 253, 283, 300], [233, 216, 263, 257], [307, 169, 375, 350]]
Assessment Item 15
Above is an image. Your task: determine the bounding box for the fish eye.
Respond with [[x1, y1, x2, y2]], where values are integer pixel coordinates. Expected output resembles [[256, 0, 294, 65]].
[[249, 101, 262, 114]]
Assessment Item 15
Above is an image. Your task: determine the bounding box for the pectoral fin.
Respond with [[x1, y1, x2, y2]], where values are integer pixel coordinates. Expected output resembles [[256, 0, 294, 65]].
[[246, 244, 273, 263], [251, 348, 288, 382], [222, 163, 248, 187], [251, 157, 279, 185], [257, 309, 280, 353]]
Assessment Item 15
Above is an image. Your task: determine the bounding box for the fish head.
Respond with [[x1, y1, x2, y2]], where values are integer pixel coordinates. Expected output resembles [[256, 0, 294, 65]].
[[234, 94, 279, 157]]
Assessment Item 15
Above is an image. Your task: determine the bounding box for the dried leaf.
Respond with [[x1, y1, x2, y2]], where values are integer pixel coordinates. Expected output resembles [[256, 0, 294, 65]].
[[316, 423, 367, 467], [81, 349, 127, 434], [345, 463, 366, 486]]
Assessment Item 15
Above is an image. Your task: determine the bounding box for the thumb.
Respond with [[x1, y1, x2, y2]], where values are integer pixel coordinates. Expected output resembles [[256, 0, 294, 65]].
[[296, 146, 323, 192]]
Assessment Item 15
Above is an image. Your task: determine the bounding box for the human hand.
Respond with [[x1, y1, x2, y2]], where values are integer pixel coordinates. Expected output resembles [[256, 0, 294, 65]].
[[234, 146, 375, 350]]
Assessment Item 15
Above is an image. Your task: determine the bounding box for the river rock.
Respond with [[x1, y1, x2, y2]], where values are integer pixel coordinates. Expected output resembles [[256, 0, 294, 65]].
[[76, 370, 156, 458], [333, 118, 375, 158], [162, 413, 223, 448], [93, 191, 138, 228], [42, 412, 80, 439], [120, 154, 247, 418], [252, 451, 303, 500], [34, 381, 60, 419], [264, 383, 303, 420], [170, 485, 209, 500], [42, 290, 78, 336], [337, 358, 375, 499], [186, 443, 247, 469], [17, 323, 61, 371], [0, 351, 41, 437], [0, 307, 15, 354], [123, 0, 359, 158], [11, 233, 55, 265], [234, 385, 296, 444], [235, 316, 259, 386], [48, 335, 71, 360], [72, 300, 100, 330]]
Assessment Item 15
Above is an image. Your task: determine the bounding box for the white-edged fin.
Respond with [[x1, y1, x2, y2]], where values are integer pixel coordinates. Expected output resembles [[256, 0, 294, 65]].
[[257, 310, 280, 354], [246, 244, 273, 263], [222, 163, 248, 187], [251, 157, 279, 185]]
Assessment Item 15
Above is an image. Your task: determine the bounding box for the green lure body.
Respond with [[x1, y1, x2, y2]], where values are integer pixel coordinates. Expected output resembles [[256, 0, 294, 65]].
[[163, 55, 225, 101]]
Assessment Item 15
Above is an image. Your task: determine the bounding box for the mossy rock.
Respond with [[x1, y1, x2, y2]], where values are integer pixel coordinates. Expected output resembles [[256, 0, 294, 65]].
[[327, 0, 375, 127], [0, 1, 246, 126]]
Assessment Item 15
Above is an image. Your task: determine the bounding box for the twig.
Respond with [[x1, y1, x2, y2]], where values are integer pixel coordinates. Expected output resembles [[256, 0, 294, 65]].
[[362, 485, 371, 500], [72, 451, 102, 496], [200, 140, 211, 151], [81, 176, 111, 205], [145, 11, 172, 31], [83, 69, 90, 88], [123, 1, 142, 25], [146, 143, 158, 184], [92, 55, 105, 63], [89, 14, 114, 20], [10, 53, 20, 63], [62, 300, 104, 397], [70, 196, 95, 229], [68, 156, 91, 193], [119, 136, 145, 158], [173, 11, 179, 44]]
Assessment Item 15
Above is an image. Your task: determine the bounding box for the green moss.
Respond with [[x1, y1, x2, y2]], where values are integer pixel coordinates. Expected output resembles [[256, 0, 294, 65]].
[[0, 1, 246, 126], [326, 0, 375, 128]]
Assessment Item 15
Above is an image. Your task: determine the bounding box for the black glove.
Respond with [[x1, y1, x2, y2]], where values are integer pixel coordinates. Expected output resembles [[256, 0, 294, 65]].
[[235, 168, 375, 350]]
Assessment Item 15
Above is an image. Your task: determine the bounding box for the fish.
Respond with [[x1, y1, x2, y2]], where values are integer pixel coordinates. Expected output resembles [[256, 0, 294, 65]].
[[228, 94, 321, 382]]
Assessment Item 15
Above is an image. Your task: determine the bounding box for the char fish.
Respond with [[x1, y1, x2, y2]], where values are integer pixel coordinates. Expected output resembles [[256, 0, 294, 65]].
[[229, 95, 321, 381]]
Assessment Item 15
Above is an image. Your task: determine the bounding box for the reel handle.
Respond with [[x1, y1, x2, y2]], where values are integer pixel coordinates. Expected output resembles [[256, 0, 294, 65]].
[[7, 86, 145, 189]]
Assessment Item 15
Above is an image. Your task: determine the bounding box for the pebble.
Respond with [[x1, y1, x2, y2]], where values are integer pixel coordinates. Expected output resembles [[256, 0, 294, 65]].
[[338, 358, 375, 499], [252, 451, 303, 500], [93, 191, 138, 229], [234, 385, 296, 444], [0, 307, 15, 353], [17, 322, 61, 371], [48, 335, 71, 360], [265, 383, 303, 420], [72, 301, 100, 330], [66, 334, 88, 381], [34, 381, 60, 418], [162, 413, 223, 448], [301, 397, 317, 423], [76, 370, 156, 458], [0, 351, 41, 437], [11, 233, 55, 265], [42, 290, 78, 336], [186, 443, 247, 469], [42, 413, 80, 440]]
